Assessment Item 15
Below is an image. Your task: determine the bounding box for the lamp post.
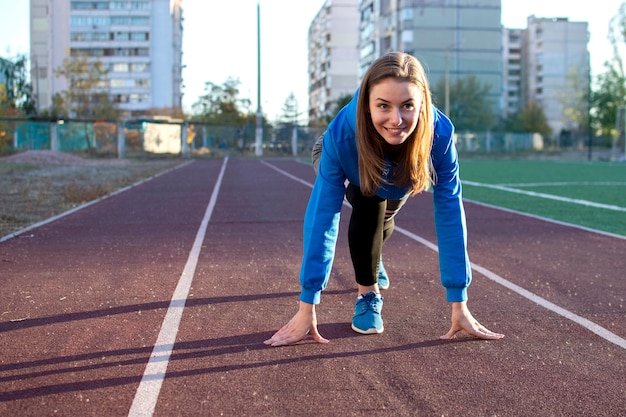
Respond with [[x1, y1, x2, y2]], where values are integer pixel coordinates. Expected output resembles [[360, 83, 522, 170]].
[[445, 49, 450, 116], [254, 1, 263, 156]]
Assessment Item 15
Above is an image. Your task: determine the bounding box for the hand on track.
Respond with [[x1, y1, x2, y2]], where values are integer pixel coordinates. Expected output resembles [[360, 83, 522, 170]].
[[440, 301, 505, 340], [264, 301, 329, 347]]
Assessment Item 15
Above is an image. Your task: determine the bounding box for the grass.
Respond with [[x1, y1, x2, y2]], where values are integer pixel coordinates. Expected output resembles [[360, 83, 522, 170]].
[[458, 159, 626, 237], [0, 158, 183, 239]]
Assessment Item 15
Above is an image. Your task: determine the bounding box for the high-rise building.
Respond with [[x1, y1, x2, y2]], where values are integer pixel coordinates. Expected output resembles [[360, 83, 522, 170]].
[[502, 28, 523, 118], [308, 0, 359, 122], [358, 0, 503, 116], [522, 16, 589, 137], [29, 0, 183, 117]]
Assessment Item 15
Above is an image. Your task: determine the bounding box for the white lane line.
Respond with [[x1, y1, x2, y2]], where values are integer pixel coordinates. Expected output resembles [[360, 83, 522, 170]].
[[260, 159, 314, 188], [263, 161, 626, 350], [463, 180, 626, 212], [128, 157, 229, 417], [394, 227, 626, 350]]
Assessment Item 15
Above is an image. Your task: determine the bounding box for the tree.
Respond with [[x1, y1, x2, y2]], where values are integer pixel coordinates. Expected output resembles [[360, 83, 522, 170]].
[[140, 106, 186, 119], [332, 93, 353, 120], [190, 78, 257, 151], [433, 75, 495, 132], [559, 65, 590, 148], [191, 77, 250, 125], [591, 63, 626, 136], [506, 101, 552, 136], [279, 92, 300, 125], [590, 3, 626, 137], [0, 54, 36, 115], [53, 55, 118, 120]]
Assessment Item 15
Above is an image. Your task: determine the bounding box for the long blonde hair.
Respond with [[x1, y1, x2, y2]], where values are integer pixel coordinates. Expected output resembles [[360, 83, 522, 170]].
[[356, 52, 434, 197]]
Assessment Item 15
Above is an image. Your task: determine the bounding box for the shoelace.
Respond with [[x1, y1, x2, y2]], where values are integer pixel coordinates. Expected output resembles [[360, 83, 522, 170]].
[[357, 293, 382, 313]]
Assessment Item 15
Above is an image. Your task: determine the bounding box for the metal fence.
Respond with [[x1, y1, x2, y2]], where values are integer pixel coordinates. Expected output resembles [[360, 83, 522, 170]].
[[1, 118, 622, 161], [0, 118, 327, 159], [454, 131, 622, 161]]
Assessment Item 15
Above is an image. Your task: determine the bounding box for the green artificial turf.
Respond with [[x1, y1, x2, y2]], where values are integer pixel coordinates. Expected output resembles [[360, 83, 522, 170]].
[[458, 160, 626, 237]]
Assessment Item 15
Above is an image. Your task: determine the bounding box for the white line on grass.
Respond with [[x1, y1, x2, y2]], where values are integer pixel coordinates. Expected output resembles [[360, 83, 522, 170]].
[[264, 161, 626, 350], [127, 157, 229, 417], [499, 181, 626, 187], [463, 180, 626, 212]]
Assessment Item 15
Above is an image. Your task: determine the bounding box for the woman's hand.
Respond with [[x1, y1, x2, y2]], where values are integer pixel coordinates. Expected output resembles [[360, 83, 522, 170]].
[[440, 301, 504, 340], [264, 301, 330, 347]]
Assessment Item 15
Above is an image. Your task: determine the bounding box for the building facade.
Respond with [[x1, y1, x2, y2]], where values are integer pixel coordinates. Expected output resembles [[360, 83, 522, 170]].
[[308, 0, 360, 122], [502, 28, 523, 118], [522, 16, 589, 138], [357, 0, 503, 116], [306, 1, 590, 136], [30, 0, 183, 117]]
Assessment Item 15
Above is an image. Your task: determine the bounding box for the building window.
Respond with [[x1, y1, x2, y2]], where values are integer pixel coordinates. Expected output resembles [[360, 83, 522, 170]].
[[130, 63, 149, 72], [401, 7, 413, 21], [130, 32, 149, 41], [112, 63, 129, 72], [114, 32, 130, 41], [71, 2, 108, 10], [71, 32, 109, 41], [359, 42, 375, 60], [130, 93, 149, 103], [111, 79, 132, 88], [111, 2, 151, 10]]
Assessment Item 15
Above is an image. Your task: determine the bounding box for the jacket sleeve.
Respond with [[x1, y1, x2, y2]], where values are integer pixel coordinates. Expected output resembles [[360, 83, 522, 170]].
[[430, 111, 471, 302], [299, 129, 347, 304]]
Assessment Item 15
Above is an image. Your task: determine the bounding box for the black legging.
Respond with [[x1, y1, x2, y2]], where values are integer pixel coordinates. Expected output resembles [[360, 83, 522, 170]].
[[345, 183, 406, 286]]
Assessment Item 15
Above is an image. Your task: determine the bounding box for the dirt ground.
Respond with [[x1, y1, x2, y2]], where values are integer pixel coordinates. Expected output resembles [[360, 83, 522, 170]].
[[0, 151, 183, 238]]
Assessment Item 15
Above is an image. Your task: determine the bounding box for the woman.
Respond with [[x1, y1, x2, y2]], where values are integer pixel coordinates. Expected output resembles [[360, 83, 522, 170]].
[[264, 52, 503, 346]]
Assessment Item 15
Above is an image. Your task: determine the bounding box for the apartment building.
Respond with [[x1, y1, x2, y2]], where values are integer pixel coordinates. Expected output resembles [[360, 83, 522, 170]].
[[358, 0, 503, 115], [522, 16, 589, 137], [308, 0, 360, 122], [502, 28, 523, 118], [306, 1, 590, 137], [30, 0, 183, 117]]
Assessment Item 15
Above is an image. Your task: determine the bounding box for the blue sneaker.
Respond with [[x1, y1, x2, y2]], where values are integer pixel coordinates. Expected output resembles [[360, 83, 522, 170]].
[[378, 258, 390, 290], [351, 292, 384, 334]]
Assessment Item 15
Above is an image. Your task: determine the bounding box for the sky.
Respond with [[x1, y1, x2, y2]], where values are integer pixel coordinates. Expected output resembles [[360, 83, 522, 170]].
[[1, 0, 624, 121]]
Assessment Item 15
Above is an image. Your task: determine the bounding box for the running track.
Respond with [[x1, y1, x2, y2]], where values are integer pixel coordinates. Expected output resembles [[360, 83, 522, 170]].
[[1, 158, 624, 417]]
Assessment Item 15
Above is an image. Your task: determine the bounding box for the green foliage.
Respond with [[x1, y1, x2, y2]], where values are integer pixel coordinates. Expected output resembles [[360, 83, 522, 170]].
[[191, 77, 251, 125], [559, 65, 590, 138], [52, 55, 119, 120], [591, 2, 626, 136], [434, 75, 495, 132], [0, 54, 36, 115], [332, 94, 353, 119], [279, 92, 300, 124], [591, 62, 626, 136], [504, 101, 552, 135]]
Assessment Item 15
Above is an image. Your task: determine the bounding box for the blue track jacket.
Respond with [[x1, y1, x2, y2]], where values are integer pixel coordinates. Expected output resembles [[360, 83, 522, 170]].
[[300, 92, 471, 305]]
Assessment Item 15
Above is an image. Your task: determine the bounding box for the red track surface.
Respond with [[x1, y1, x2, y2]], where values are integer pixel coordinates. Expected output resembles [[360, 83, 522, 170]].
[[1, 158, 624, 416]]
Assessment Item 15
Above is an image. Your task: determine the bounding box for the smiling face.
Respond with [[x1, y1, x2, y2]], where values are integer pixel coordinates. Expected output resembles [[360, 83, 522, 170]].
[[368, 78, 422, 146]]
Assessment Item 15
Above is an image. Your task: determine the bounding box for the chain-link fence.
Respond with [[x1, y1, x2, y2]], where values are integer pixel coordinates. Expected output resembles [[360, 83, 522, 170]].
[[1, 117, 621, 161], [0, 118, 327, 159], [454, 131, 622, 161]]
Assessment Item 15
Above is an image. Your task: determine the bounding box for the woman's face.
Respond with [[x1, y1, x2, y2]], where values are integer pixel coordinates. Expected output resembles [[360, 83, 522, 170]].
[[368, 78, 422, 146]]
